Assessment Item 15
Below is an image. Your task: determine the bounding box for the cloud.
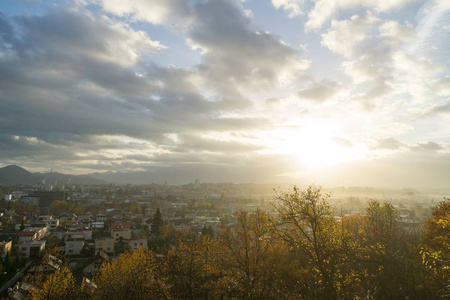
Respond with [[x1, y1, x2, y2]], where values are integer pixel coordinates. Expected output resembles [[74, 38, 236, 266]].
[[271, 0, 304, 18], [189, 0, 309, 93], [321, 13, 378, 58], [425, 103, 450, 116], [16, 7, 166, 67], [373, 138, 405, 150], [410, 141, 444, 152], [1, 0, 449, 188], [431, 76, 450, 96], [94, 0, 309, 95], [0, 7, 267, 168], [297, 80, 341, 102], [393, 52, 443, 79], [92, 0, 191, 26], [332, 137, 353, 147], [306, 0, 416, 30], [411, 0, 450, 68]]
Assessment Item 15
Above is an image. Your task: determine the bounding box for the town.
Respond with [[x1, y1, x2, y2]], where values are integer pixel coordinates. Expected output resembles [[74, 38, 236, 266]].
[[0, 178, 444, 298]]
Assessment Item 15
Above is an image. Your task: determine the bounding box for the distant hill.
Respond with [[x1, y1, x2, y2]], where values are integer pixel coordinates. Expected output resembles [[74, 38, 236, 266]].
[[35, 172, 107, 185], [0, 165, 106, 185], [0, 165, 44, 184]]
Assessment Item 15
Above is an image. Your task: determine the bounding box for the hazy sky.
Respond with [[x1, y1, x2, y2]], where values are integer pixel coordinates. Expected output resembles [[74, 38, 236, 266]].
[[1, 0, 449, 188]]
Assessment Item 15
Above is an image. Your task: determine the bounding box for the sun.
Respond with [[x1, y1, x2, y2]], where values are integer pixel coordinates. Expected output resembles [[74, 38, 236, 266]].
[[263, 120, 365, 171]]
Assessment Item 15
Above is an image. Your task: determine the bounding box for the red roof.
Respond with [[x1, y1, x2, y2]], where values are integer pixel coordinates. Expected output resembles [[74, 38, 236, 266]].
[[110, 222, 131, 231], [17, 231, 36, 237]]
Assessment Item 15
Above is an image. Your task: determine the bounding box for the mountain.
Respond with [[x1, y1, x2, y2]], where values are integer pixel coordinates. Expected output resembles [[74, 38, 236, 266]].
[[35, 172, 107, 185], [0, 165, 106, 185], [0, 165, 44, 184]]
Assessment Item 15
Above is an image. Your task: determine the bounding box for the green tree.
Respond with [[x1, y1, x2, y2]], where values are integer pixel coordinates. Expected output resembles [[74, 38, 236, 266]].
[[151, 208, 163, 236]]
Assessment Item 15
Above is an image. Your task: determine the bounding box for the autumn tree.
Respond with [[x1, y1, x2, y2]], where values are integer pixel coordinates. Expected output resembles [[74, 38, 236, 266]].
[[94, 247, 171, 300], [273, 185, 340, 299], [421, 197, 450, 298], [219, 210, 295, 299], [30, 267, 79, 300], [166, 234, 223, 299]]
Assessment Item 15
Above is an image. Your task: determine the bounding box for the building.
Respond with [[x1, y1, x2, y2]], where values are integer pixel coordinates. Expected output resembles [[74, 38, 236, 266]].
[[129, 239, 147, 252], [91, 222, 105, 229], [78, 214, 93, 223], [65, 219, 79, 229], [59, 212, 76, 225], [19, 240, 46, 258], [110, 222, 132, 242], [95, 237, 115, 255], [96, 214, 107, 222], [17, 231, 38, 243], [65, 231, 85, 255], [42, 219, 60, 231], [29, 191, 68, 208]]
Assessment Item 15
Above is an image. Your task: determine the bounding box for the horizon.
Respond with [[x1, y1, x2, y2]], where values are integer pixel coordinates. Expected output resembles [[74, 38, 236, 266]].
[[2, 164, 450, 193], [1, 0, 449, 189]]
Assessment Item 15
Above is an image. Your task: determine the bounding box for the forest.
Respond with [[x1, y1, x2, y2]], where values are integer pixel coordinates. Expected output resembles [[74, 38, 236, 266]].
[[25, 186, 449, 300]]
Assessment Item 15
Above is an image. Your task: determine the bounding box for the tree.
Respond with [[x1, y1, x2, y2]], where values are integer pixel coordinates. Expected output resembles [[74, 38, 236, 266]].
[[421, 197, 450, 298], [220, 210, 294, 299], [272, 185, 340, 299], [166, 234, 223, 299], [201, 225, 214, 238], [365, 201, 402, 250], [30, 267, 78, 300], [151, 208, 163, 236], [94, 247, 170, 300]]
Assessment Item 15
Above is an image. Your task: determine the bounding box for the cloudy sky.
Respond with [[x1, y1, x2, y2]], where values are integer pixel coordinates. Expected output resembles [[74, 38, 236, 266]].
[[1, 0, 449, 188]]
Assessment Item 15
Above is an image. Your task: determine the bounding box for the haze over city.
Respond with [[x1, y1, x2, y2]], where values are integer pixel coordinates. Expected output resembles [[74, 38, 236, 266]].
[[1, 0, 449, 188]]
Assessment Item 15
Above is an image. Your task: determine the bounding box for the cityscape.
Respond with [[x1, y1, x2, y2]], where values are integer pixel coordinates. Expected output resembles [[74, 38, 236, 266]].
[[1, 0, 449, 298]]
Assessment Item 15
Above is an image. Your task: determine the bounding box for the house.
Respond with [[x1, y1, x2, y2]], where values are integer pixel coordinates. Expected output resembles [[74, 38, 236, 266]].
[[83, 257, 104, 275], [112, 214, 123, 220], [58, 212, 76, 226], [81, 277, 97, 296], [65, 231, 85, 256], [95, 237, 115, 255], [78, 214, 93, 223], [65, 219, 79, 229], [27, 226, 48, 240], [129, 239, 147, 252], [0, 240, 12, 258], [42, 219, 60, 231], [19, 240, 46, 258], [91, 222, 105, 229], [17, 231, 38, 243], [169, 218, 193, 231], [38, 215, 53, 221], [82, 252, 110, 276], [96, 214, 107, 222], [110, 222, 132, 242], [8, 282, 38, 299]]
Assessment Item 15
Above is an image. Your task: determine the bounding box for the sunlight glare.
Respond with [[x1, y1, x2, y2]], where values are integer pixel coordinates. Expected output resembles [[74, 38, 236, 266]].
[[265, 121, 365, 170]]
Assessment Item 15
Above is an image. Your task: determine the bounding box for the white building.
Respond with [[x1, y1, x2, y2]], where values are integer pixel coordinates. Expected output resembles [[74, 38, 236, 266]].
[[19, 240, 46, 258], [65, 231, 85, 255]]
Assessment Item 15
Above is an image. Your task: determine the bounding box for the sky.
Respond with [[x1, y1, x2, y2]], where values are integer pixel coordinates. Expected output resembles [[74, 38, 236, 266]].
[[0, 0, 449, 188]]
